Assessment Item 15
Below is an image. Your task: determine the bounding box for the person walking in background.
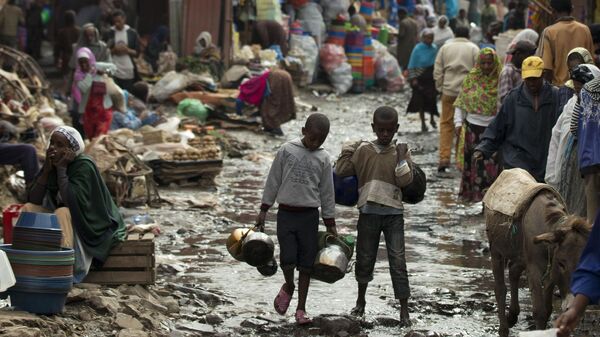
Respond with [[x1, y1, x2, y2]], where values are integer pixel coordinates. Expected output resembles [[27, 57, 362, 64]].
[[455, 9, 470, 30], [537, 0, 594, 86], [434, 26, 479, 172], [54, 10, 80, 96], [104, 9, 140, 93], [26, 0, 44, 60], [575, 77, 600, 223], [557, 48, 595, 110], [467, 0, 481, 26], [454, 48, 502, 202], [545, 64, 600, 218], [497, 40, 537, 111], [474, 57, 561, 183], [70, 23, 112, 70], [396, 6, 419, 70], [432, 15, 454, 47], [407, 29, 439, 132], [480, 0, 497, 35], [0, 0, 23, 49]]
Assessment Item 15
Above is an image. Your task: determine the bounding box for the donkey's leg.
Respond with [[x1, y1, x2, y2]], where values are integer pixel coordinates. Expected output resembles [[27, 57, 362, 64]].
[[507, 261, 525, 327], [492, 253, 509, 337]]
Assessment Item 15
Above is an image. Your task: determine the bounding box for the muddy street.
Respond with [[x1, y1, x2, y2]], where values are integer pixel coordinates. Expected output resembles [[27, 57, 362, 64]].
[[146, 90, 544, 337]]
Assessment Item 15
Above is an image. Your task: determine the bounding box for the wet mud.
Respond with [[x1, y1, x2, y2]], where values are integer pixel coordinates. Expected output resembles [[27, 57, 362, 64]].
[[150, 91, 551, 336]]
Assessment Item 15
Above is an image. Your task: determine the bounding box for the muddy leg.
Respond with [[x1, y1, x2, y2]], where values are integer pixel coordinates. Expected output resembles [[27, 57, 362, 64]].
[[541, 278, 555, 328], [507, 262, 524, 327], [282, 267, 295, 297], [419, 110, 428, 132], [527, 267, 549, 330], [492, 254, 509, 337], [296, 271, 310, 311]]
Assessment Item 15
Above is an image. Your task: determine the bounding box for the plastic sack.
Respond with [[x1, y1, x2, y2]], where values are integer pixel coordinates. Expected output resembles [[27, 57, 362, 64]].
[[375, 51, 405, 92], [321, 0, 350, 22], [259, 49, 278, 67], [256, 0, 282, 22], [329, 62, 353, 94], [151, 71, 189, 101], [518, 329, 558, 337], [290, 34, 319, 82], [319, 44, 347, 73], [235, 45, 255, 64], [177, 99, 208, 122], [333, 172, 358, 206], [297, 3, 326, 46]]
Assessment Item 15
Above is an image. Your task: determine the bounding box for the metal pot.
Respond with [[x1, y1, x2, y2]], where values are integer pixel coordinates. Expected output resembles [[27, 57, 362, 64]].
[[312, 242, 350, 284], [256, 257, 278, 277], [242, 232, 275, 267], [226, 228, 254, 262]]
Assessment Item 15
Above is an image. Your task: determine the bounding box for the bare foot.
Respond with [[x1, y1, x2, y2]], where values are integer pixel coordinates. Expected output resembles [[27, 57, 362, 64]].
[[350, 303, 365, 317]]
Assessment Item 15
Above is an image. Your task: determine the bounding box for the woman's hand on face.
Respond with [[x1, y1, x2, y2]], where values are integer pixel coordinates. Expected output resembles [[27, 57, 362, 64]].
[[54, 149, 76, 168]]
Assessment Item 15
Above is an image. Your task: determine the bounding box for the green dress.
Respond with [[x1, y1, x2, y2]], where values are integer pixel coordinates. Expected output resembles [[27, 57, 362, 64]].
[[47, 154, 127, 261]]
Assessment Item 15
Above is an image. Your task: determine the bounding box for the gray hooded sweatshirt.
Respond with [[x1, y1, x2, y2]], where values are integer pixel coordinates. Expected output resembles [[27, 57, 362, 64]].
[[261, 138, 335, 220]]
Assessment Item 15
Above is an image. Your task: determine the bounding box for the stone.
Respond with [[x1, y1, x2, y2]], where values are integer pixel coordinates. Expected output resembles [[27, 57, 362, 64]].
[[159, 296, 180, 314], [117, 329, 149, 337], [78, 311, 93, 321], [240, 318, 269, 329], [314, 315, 361, 335], [74, 283, 101, 290], [1, 326, 42, 337], [140, 298, 169, 314], [176, 321, 215, 334], [66, 288, 89, 303], [115, 313, 144, 330], [138, 313, 163, 330], [204, 314, 224, 325], [404, 330, 443, 337], [90, 296, 120, 314], [374, 316, 401, 327], [176, 228, 188, 234], [337, 332, 350, 337], [122, 303, 143, 318]]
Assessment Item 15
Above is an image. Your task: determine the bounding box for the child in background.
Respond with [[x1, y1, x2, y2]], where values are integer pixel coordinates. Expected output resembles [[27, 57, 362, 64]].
[[335, 106, 413, 326], [73, 47, 115, 139], [256, 113, 337, 325]]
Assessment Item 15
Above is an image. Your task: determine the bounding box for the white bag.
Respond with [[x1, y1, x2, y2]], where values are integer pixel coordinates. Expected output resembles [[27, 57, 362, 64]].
[[329, 62, 353, 94], [290, 34, 319, 82], [0, 250, 15, 292]]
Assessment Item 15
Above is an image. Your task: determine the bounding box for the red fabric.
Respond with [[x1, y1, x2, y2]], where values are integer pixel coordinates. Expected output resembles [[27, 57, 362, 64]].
[[238, 71, 270, 106], [83, 90, 113, 139]]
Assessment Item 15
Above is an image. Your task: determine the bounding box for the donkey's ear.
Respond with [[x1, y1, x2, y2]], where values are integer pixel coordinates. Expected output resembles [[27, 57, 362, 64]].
[[534, 229, 567, 245]]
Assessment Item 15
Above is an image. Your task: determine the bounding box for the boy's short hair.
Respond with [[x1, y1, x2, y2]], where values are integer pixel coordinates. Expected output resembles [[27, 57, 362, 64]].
[[130, 81, 149, 102], [305, 113, 330, 134], [373, 106, 398, 122]]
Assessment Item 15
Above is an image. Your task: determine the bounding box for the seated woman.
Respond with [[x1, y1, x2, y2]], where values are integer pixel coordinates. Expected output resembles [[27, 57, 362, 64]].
[[110, 90, 160, 130], [23, 126, 127, 282], [194, 32, 224, 80]]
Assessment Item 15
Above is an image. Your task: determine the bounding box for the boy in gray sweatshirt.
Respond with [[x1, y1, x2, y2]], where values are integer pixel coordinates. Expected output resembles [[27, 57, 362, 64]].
[[256, 113, 337, 325]]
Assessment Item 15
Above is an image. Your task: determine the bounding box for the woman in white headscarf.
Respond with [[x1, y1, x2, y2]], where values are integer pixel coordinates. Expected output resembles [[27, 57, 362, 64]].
[[432, 15, 454, 47], [194, 31, 224, 80], [24, 126, 127, 283], [545, 64, 600, 217]]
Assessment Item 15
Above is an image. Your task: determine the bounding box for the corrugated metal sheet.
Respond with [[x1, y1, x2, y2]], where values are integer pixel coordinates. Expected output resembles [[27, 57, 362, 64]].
[[182, 0, 233, 65]]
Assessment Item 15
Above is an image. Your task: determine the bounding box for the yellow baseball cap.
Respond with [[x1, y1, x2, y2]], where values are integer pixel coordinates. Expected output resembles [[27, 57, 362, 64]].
[[521, 56, 545, 80]]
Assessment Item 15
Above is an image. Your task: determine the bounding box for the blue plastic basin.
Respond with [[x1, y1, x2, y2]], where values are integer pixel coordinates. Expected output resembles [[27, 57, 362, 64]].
[[15, 212, 61, 230]]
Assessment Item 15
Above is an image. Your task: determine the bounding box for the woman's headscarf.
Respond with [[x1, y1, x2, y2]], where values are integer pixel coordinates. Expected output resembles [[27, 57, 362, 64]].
[[71, 47, 97, 104], [51, 126, 85, 155], [511, 28, 539, 46], [454, 48, 502, 116], [407, 30, 438, 70], [194, 31, 213, 55], [568, 47, 594, 66], [571, 64, 600, 85], [433, 15, 454, 47], [69, 23, 110, 69]]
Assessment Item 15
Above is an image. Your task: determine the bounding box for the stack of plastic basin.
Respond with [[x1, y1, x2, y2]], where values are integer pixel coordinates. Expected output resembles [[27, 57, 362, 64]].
[[0, 212, 73, 315]]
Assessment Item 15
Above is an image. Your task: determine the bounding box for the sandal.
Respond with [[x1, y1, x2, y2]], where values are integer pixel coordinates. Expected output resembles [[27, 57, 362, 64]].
[[295, 310, 312, 325], [273, 284, 292, 315]]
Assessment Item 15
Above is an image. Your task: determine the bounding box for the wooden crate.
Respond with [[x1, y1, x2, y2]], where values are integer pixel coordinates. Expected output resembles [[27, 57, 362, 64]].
[[83, 233, 155, 285]]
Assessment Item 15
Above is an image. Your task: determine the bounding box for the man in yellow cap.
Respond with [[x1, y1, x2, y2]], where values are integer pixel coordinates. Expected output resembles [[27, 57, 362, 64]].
[[473, 56, 562, 182]]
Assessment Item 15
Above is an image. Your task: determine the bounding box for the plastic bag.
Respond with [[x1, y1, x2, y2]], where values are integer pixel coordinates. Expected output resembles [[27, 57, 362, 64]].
[[375, 51, 405, 92], [259, 49, 278, 67], [151, 71, 189, 101], [290, 34, 319, 82], [177, 98, 208, 122], [329, 62, 353, 94], [235, 45, 255, 64], [321, 0, 350, 22], [319, 44, 347, 73]]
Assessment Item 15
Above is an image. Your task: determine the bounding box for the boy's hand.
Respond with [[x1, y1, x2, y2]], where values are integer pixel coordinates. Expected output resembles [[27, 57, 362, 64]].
[[396, 143, 409, 161], [256, 210, 267, 232], [326, 225, 338, 237], [555, 308, 580, 337], [473, 150, 483, 162]]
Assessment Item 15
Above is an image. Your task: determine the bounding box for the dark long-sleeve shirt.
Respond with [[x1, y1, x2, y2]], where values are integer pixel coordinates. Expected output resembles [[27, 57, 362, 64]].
[[571, 214, 600, 304], [476, 82, 561, 182]]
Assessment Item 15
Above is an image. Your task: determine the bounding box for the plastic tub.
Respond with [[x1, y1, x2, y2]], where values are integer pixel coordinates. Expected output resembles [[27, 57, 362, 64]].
[[8, 290, 68, 314], [15, 212, 60, 230]]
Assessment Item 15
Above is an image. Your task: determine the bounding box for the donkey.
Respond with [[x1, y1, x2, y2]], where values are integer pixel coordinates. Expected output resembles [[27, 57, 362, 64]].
[[485, 189, 591, 337]]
